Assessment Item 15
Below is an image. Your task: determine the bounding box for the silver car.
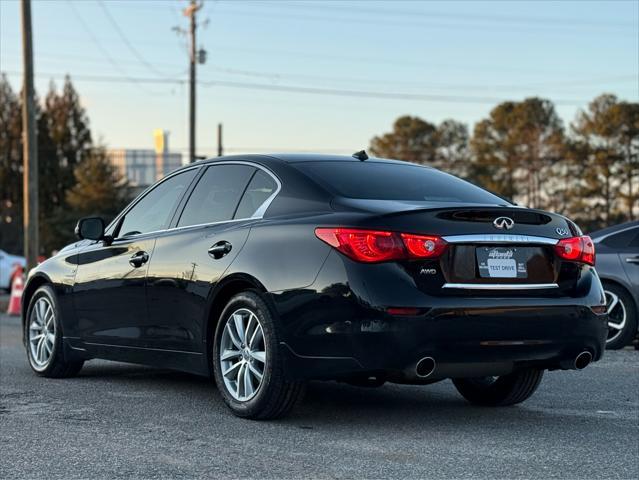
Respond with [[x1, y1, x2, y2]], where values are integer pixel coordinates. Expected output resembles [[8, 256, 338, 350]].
[[0, 249, 26, 292], [591, 221, 639, 349]]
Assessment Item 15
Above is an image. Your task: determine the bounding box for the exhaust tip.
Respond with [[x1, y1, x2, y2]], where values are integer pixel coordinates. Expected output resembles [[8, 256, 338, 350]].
[[415, 357, 436, 378], [574, 351, 592, 370]]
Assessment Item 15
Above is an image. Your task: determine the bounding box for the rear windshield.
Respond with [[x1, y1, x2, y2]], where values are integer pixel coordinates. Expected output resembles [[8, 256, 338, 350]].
[[294, 161, 509, 204]]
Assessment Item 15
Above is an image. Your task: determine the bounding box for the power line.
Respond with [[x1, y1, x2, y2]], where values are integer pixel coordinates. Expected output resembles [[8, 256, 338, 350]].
[[3, 49, 635, 91], [235, 0, 636, 30], [7, 46, 635, 81], [97, 0, 178, 79], [213, 6, 637, 37], [199, 79, 588, 106], [65, 0, 154, 94], [3, 70, 594, 106], [205, 64, 637, 92]]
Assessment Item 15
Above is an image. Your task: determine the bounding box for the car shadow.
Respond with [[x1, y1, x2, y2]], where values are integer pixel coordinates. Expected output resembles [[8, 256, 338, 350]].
[[73, 360, 568, 429]]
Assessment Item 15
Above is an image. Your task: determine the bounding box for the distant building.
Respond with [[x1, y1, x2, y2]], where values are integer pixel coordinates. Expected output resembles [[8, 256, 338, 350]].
[[107, 130, 184, 194]]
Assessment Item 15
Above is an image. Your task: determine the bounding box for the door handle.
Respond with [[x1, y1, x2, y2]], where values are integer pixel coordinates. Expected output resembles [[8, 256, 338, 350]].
[[129, 251, 149, 268], [208, 241, 232, 259], [626, 256, 639, 264]]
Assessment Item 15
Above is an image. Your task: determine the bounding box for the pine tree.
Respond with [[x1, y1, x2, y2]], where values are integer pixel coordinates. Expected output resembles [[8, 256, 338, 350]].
[[434, 120, 471, 179], [470, 98, 564, 208], [369, 116, 438, 165], [571, 94, 632, 226], [66, 147, 130, 219], [45, 76, 92, 193], [469, 102, 520, 201], [0, 75, 24, 253]]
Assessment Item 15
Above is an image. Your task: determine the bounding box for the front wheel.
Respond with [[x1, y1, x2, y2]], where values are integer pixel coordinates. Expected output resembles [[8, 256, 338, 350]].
[[452, 368, 544, 406], [25, 285, 84, 378], [212, 291, 304, 419]]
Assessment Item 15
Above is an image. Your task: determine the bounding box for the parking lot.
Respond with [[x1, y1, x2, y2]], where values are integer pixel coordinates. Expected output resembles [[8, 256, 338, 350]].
[[1, 309, 637, 479]]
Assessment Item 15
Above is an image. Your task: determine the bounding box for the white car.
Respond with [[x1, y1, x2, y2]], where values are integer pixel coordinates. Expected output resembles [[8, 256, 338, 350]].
[[0, 249, 26, 292]]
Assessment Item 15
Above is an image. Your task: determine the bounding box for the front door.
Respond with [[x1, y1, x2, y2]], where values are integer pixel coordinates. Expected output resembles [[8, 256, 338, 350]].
[[72, 167, 198, 347], [73, 236, 156, 346]]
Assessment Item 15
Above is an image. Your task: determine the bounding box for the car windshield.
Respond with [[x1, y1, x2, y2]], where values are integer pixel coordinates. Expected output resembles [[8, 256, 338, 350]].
[[293, 161, 509, 204]]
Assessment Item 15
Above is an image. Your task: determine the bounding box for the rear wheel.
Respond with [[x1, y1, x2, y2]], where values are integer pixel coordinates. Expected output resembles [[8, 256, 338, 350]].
[[212, 291, 304, 419], [604, 283, 637, 350], [453, 368, 543, 406], [26, 285, 84, 378]]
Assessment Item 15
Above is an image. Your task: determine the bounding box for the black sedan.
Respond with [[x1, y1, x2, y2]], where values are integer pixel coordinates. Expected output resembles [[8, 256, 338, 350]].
[[22, 153, 608, 419]]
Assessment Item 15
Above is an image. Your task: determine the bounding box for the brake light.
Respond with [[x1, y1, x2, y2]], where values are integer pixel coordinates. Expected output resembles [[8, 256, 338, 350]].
[[554, 235, 595, 266], [315, 228, 447, 263]]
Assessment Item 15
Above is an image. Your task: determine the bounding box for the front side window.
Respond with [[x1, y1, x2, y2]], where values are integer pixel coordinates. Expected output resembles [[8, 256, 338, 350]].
[[117, 169, 197, 237], [177, 165, 255, 227]]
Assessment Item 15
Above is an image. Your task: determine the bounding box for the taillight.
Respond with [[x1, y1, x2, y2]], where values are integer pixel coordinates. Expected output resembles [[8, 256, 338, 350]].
[[315, 228, 447, 263], [554, 235, 595, 266], [400, 233, 448, 259]]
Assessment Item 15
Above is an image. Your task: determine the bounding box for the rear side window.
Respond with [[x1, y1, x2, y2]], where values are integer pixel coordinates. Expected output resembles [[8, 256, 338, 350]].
[[602, 227, 639, 249], [177, 165, 255, 227], [234, 170, 278, 219], [293, 161, 508, 204]]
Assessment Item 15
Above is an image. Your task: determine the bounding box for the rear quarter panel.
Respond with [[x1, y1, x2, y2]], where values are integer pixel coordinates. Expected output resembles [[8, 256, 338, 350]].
[[226, 216, 334, 293]]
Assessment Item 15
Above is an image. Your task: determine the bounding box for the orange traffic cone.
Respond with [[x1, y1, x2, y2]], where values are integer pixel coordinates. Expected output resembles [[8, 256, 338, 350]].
[[7, 267, 24, 316]]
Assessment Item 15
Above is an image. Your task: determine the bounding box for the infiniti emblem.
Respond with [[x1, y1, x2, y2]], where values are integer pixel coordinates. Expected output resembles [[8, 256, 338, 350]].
[[493, 216, 515, 230]]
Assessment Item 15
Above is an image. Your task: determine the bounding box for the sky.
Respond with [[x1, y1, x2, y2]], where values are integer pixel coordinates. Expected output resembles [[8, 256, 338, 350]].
[[1, 0, 638, 159]]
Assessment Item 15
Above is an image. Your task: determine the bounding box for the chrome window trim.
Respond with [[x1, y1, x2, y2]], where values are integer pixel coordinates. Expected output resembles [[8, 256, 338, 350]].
[[442, 283, 559, 290], [442, 234, 559, 245], [111, 160, 281, 241]]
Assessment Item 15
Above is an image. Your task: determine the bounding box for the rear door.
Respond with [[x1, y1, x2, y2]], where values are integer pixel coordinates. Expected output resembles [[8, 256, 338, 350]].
[[611, 227, 639, 295], [145, 164, 279, 352], [618, 227, 639, 274], [73, 168, 198, 347]]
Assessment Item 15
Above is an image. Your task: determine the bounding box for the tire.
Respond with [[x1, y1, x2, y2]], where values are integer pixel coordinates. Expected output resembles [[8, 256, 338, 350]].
[[25, 285, 84, 378], [453, 368, 544, 406], [212, 290, 305, 419], [603, 283, 638, 350]]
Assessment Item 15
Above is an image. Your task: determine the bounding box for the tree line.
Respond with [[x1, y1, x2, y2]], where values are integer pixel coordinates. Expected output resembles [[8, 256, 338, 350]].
[[370, 95, 639, 232], [1, 73, 637, 256], [0, 74, 130, 256]]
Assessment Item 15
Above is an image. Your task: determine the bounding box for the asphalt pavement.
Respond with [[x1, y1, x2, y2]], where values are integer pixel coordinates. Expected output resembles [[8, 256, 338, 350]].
[[1, 309, 638, 479]]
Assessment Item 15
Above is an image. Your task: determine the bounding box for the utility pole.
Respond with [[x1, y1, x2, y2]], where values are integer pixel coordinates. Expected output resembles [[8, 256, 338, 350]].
[[21, 0, 38, 270], [217, 123, 223, 157], [184, 0, 202, 163]]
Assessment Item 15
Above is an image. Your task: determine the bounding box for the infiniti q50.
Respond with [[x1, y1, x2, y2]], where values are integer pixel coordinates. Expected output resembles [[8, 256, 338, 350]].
[[22, 153, 608, 419]]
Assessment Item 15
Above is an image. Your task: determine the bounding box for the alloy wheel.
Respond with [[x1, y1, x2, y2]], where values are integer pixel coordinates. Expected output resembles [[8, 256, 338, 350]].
[[605, 289, 627, 344], [28, 297, 56, 370], [219, 308, 267, 401]]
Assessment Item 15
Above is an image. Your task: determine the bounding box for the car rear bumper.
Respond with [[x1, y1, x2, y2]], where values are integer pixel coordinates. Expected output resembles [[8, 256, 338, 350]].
[[281, 305, 608, 381], [274, 251, 608, 382]]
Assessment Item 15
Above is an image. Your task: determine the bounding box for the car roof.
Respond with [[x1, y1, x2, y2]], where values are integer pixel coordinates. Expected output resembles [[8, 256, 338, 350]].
[[590, 220, 639, 239], [195, 153, 421, 167]]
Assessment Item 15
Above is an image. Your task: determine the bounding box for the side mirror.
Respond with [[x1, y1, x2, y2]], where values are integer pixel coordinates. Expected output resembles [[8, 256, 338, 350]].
[[75, 217, 105, 241]]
